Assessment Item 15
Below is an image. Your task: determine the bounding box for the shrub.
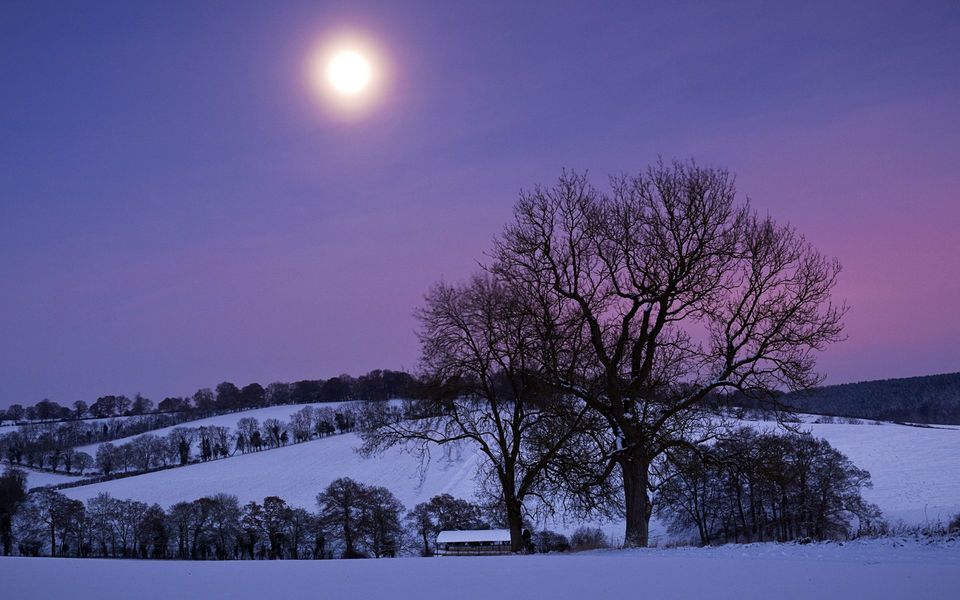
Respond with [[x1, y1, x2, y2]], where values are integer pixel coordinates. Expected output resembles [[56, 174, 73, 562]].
[[949, 513, 960, 534], [570, 526, 609, 551], [532, 529, 569, 553]]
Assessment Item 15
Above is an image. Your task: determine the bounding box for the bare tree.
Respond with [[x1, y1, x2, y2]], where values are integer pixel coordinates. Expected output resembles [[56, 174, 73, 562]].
[[238, 501, 264, 559], [262, 419, 286, 448], [317, 477, 367, 558], [209, 426, 231, 458], [362, 485, 405, 558], [287, 507, 315, 559], [0, 468, 27, 555], [208, 494, 241, 560], [361, 274, 587, 552], [289, 407, 316, 443], [95, 443, 118, 475], [73, 451, 93, 475], [655, 428, 880, 544], [492, 162, 846, 546], [236, 417, 260, 453], [128, 434, 162, 471], [262, 496, 292, 559], [168, 427, 197, 466], [29, 489, 83, 556], [314, 408, 337, 437]]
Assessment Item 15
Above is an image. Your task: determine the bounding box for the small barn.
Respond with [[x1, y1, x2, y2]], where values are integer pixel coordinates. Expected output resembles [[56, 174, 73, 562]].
[[435, 529, 512, 556]]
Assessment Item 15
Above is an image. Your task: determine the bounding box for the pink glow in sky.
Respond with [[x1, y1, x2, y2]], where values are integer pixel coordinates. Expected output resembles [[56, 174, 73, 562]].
[[0, 2, 957, 406]]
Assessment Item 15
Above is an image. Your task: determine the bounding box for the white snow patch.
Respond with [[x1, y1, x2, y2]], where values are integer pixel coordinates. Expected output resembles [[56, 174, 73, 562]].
[[0, 537, 956, 600], [15, 467, 86, 489], [801, 421, 960, 524], [64, 433, 481, 510]]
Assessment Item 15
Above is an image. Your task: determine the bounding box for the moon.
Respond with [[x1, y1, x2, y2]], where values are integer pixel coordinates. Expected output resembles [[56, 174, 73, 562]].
[[327, 50, 371, 95], [307, 34, 386, 117]]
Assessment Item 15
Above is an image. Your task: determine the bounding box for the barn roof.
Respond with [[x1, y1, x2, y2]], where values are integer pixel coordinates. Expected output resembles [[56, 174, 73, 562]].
[[436, 529, 511, 543]]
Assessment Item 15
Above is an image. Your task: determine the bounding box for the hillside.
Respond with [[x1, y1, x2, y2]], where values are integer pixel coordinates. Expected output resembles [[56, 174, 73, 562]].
[[776, 372, 960, 424], [64, 431, 480, 512], [60, 418, 960, 534], [73, 401, 359, 455], [17, 466, 85, 489], [796, 420, 959, 524]]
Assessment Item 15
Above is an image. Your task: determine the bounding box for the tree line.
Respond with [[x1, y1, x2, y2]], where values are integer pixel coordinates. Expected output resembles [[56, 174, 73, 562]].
[[654, 428, 882, 545], [0, 369, 416, 475], [0, 471, 608, 559], [0, 368, 419, 426], [775, 372, 960, 425], [1, 415, 198, 475], [1, 404, 363, 482], [90, 405, 359, 480]]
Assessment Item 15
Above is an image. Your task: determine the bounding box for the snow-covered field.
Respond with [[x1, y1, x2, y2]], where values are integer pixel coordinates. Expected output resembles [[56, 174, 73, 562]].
[[1, 537, 957, 600], [61, 419, 960, 533], [74, 401, 358, 454], [9, 413, 960, 599], [65, 432, 481, 511], [8, 413, 139, 433], [17, 466, 85, 489], [800, 421, 960, 524]]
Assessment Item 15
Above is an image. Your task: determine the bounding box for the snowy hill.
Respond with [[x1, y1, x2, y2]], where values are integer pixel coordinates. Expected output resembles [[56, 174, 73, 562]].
[[18, 466, 86, 489], [65, 431, 481, 511], [799, 421, 960, 524], [778, 371, 960, 424], [60, 418, 960, 534], [73, 401, 359, 455]]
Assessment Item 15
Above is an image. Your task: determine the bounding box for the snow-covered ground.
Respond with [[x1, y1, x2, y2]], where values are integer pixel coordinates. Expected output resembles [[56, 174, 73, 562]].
[[65, 432, 481, 511], [7, 413, 139, 433], [801, 421, 960, 525], [14, 466, 85, 489], [1, 537, 957, 600], [74, 401, 359, 454], [62, 419, 960, 533]]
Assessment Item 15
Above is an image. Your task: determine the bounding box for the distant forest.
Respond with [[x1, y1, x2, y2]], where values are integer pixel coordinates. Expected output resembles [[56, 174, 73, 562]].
[[5, 370, 960, 428], [0, 369, 420, 426], [770, 372, 960, 425]]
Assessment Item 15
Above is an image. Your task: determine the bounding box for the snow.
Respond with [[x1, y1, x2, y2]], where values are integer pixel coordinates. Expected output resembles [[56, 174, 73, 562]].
[[74, 401, 359, 455], [437, 529, 511, 543], [64, 433, 480, 510], [62, 419, 960, 534], [15, 417, 960, 597], [10, 414, 139, 433], [0, 537, 957, 600], [799, 421, 960, 525], [14, 467, 85, 489]]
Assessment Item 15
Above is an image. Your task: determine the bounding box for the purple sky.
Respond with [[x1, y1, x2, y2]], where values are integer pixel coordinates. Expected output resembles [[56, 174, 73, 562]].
[[1, 1, 958, 407]]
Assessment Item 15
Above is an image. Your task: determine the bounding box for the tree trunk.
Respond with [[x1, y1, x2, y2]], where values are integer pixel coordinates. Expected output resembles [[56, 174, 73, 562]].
[[421, 530, 431, 557], [1, 516, 12, 556], [505, 497, 525, 553], [621, 453, 652, 548], [343, 519, 355, 558]]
